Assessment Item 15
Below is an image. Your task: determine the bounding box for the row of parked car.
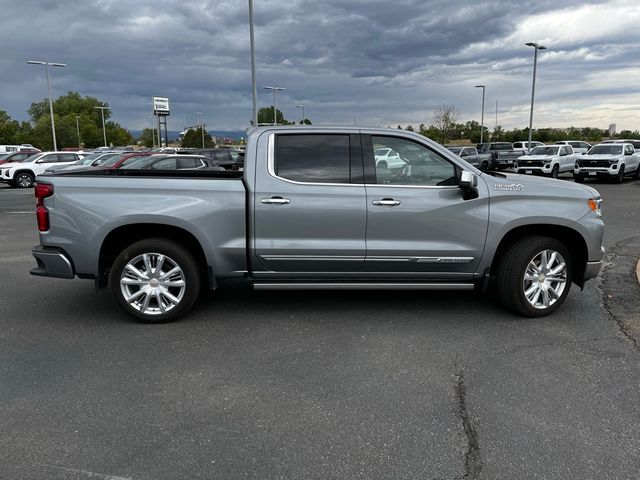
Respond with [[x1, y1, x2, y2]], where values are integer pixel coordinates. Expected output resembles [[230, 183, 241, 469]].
[[443, 139, 640, 183], [0, 147, 245, 188]]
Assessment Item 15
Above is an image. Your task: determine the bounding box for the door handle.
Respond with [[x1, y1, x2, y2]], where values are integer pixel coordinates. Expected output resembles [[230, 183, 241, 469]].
[[372, 198, 401, 206], [261, 196, 290, 205]]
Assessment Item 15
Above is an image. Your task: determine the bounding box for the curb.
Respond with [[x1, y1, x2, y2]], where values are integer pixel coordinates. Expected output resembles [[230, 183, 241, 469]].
[[637, 259, 640, 285]]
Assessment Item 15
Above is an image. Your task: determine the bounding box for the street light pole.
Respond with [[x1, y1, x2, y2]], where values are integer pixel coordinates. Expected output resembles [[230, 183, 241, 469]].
[[196, 112, 205, 148], [526, 42, 547, 152], [263, 86, 285, 125], [94, 106, 109, 147], [296, 104, 305, 124], [75, 115, 81, 148], [474, 85, 485, 144], [27, 60, 66, 151], [248, 0, 258, 127]]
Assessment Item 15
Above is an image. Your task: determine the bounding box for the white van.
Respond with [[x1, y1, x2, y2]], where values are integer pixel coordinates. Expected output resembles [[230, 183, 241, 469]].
[[0, 145, 24, 154]]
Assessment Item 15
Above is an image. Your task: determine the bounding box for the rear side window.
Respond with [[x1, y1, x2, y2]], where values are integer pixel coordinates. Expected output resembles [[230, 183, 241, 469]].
[[275, 134, 350, 183]]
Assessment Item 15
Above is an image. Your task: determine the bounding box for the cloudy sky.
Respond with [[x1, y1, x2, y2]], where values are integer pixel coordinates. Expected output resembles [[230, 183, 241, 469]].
[[2, 0, 640, 132]]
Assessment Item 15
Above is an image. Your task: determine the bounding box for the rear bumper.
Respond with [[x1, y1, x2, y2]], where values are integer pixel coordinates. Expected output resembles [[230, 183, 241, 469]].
[[30, 246, 75, 279]]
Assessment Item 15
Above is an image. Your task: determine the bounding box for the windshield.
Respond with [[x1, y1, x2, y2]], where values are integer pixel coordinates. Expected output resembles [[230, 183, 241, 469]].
[[529, 146, 560, 155], [588, 145, 623, 155]]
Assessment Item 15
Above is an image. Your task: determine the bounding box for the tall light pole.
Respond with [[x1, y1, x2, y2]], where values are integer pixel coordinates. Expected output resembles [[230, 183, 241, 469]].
[[526, 42, 547, 152], [196, 112, 205, 148], [94, 106, 109, 147], [474, 85, 485, 144], [27, 60, 66, 151], [263, 86, 285, 125], [248, 0, 258, 127], [296, 104, 305, 124], [75, 115, 81, 148]]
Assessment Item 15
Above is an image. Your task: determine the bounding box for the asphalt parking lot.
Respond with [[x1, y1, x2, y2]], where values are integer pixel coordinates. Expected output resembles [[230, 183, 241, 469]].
[[1, 176, 639, 480]]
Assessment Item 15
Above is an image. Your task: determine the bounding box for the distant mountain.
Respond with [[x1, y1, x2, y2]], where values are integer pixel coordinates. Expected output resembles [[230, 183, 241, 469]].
[[127, 129, 247, 141]]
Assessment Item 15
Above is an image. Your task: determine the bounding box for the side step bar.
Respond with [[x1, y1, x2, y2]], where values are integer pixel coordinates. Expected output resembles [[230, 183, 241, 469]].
[[253, 283, 474, 291]]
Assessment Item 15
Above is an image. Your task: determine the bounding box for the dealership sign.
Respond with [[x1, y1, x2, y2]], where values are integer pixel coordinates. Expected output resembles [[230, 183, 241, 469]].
[[153, 96, 170, 116]]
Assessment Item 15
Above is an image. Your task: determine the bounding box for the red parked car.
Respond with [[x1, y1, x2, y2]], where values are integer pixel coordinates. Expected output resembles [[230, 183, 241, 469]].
[[0, 150, 40, 165]]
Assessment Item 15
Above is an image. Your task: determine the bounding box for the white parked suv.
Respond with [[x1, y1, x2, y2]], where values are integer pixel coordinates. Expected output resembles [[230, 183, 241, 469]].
[[374, 147, 405, 169], [515, 145, 576, 178], [574, 143, 640, 183], [554, 140, 592, 155], [0, 151, 85, 188], [513, 141, 544, 152]]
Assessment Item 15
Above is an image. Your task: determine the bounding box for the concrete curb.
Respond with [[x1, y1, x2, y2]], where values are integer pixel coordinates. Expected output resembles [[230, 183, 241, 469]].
[[636, 259, 640, 285]]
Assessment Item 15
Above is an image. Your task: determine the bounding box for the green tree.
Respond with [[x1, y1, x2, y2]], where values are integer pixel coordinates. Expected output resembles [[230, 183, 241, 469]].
[[258, 106, 289, 125], [182, 127, 214, 148], [0, 110, 20, 144], [138, 128, 156, 148], [26, 92, 130, 149]]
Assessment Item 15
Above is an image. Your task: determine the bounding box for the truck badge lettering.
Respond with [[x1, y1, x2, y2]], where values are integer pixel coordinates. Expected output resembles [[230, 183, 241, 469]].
[[494, 183, 524, 192]]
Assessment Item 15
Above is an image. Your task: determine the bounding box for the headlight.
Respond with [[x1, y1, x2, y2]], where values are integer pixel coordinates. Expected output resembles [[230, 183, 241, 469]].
[[588, 198, 602, 216]]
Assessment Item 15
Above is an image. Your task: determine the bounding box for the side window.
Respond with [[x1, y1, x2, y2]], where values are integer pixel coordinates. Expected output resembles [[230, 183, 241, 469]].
[[58, 153, 77, 162], [149, 158, 177, 170], [372, 136, 457, 187], [41, 154, 58, 163], [275, 134, 350, 183], [177, 157, 198, 169]]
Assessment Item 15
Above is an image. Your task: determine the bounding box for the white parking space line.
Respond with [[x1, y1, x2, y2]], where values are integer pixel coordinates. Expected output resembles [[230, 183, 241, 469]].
[[5, 211, 34, 214]]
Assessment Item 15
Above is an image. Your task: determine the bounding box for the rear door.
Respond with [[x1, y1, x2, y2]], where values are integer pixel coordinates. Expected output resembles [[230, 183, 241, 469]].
[[362, 133, 489, 278], [253, 132, 366, 274]]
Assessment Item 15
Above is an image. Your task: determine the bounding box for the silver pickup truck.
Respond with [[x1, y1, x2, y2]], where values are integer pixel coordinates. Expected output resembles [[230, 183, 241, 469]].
[[31, 126, 605, 323]]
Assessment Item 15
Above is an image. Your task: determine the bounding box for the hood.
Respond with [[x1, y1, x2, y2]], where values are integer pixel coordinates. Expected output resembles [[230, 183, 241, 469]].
[[482, 171, 600, 198], [518, 155, 557, 160], [0, 161, 28, 169], [582, 154, 621, 160]]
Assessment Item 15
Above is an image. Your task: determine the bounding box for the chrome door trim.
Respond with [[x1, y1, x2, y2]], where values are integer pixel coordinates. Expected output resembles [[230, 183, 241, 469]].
[[260, 255, 365, 261], [366, 256, 475, 263]]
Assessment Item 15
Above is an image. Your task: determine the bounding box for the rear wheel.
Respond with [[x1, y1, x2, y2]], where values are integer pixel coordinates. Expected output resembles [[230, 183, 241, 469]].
[[15, 172, 34, 188], [633, 164, 640, 180], [496, 236, 572, 317], [109, 238, 201, 323]]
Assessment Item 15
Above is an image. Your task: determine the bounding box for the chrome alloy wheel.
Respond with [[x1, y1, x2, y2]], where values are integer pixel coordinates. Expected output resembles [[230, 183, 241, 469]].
[[522, 249, 567, 309], [119, 253, 186, 316]]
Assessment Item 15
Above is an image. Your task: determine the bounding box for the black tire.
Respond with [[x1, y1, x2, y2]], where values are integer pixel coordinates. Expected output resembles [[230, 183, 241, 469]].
[[614, 166, 624, 184], [377, 160, 388, 169], [109, 238, 201, 323], [573, 175, 584, 183], [632, 164, 640, 180], [551, 165, 559, 179], [15, 172, 34, 188], [496, 236, 572, 317], [480, 161, 489, 171]]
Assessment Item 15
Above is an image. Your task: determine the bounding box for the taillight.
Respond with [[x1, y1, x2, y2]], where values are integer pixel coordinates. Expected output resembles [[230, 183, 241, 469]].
[[35, 182, 54, 232]]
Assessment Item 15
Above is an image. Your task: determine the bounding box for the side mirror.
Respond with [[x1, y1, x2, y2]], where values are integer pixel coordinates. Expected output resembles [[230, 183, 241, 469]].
[[459, 170, 479, 200]]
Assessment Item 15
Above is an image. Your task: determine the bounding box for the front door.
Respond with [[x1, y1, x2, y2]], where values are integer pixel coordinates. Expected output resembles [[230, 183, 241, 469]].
[[253, 132, 366, 274], [362, 134, 489, 279]]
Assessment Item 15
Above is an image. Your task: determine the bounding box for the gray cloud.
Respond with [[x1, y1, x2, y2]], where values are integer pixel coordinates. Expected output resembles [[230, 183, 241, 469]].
[[1, 0, 639, 133]]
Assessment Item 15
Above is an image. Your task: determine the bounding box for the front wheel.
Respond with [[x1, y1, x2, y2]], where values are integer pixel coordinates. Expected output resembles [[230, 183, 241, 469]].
[[480, 161, 489, 171], [496, 236, 572, 317], [15, 172, 35, 188], [109, 238, 201, 323], [615, 166, 625, 184], [574, 175, 584, 183], [550, 165, 559, 179]]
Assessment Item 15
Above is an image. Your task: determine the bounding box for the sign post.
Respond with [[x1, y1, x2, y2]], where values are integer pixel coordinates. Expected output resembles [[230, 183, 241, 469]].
[[152, 96, 170, 147]]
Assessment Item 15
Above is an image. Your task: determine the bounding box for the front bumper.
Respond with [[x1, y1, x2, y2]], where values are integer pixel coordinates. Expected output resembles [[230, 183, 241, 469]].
[[30, 246, 75, 279], [583, 246, 606, 282], [574, 167, 617, 178]]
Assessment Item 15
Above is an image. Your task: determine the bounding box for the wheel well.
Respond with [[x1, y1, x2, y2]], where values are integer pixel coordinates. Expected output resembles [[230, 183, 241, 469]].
[[98, 224, 210, 289], [490, 225, 588, 286], [13, 169, 35, 178]]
